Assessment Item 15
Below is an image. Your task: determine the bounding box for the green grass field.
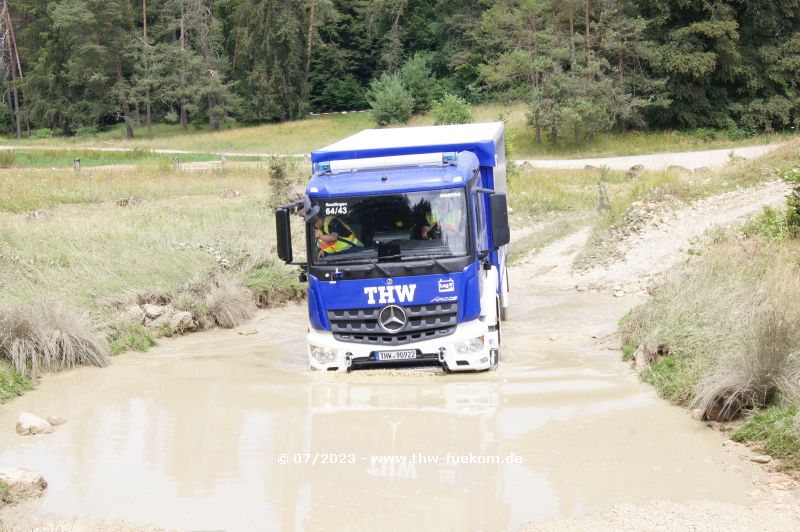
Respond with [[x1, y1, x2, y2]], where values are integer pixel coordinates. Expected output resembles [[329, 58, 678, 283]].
[[1, 103, 792, 160]]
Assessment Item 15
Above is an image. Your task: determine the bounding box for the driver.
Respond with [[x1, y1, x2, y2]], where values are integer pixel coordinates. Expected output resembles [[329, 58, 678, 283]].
[[313, 213, 362, 258]]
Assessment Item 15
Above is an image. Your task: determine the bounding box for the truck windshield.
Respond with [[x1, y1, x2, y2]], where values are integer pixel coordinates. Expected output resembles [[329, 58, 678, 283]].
[[308, 189, 469, 264]]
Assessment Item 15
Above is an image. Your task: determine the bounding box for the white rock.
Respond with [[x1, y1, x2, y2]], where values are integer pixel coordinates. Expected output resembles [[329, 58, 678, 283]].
[[690, 409, 705, 421], [15, 413, 53, 436], [0, 468, 47, 503], [46, 416, 66, 427], [576, 284, 588, 292], [170, 311, 194, 334], [613, 290, 625, 298], [751, 455, 772, 464], [143, 304, 164, 319], [126, 305, 145, 324], [236, 327, 258, 336], [633, 346, 647, 371]]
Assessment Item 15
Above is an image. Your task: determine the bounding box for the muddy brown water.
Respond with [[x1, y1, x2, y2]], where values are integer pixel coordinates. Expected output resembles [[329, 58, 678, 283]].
[[0, 271, 752, 531]]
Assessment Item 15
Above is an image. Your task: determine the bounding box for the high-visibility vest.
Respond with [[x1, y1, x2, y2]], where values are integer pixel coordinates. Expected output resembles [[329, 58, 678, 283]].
[[425, 212, 442, 239], [319, 216, 362, 254], [439, 210, 461, 231]]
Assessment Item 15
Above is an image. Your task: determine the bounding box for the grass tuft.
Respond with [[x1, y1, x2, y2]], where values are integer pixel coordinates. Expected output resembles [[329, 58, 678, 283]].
[[107, 322, 157, 356], [0, 360, 32, 403], [205, 275, 255, 328], [0, 299, 109, 377], [731, 406, 800, 468]]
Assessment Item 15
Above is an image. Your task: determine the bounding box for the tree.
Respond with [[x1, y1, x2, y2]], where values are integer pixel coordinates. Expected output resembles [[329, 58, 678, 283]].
[[431, 92, 471, 125], [368, 72, 413, 125], [19, 0, 137, 135], [399, 53, 435, 112], [233, 0, 307, 121]]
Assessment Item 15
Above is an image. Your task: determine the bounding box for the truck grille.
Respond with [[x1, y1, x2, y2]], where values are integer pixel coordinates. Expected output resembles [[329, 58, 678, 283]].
[[328, 303, 458, 346]]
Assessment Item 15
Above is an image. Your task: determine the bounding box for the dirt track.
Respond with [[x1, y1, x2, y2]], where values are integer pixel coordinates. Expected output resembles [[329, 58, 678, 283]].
[[520, 143, 782, 170], [1, 166, 799, 530]]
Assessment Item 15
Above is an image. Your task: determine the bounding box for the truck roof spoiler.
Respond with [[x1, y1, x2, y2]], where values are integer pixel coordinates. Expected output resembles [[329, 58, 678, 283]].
[[313, 152, 457, 176]]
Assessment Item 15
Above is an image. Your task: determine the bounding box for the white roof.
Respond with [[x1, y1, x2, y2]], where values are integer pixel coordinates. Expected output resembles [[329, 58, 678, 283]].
[[317, 122, 504, 153]]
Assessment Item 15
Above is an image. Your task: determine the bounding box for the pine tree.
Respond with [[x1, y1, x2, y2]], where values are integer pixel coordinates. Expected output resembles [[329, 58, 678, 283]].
[[233, 0, 307, 121]]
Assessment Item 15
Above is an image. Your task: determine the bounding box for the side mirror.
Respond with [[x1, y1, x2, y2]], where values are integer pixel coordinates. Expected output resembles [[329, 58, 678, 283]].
[[276, 207, 293, 263], [489, 193, 510, 248]]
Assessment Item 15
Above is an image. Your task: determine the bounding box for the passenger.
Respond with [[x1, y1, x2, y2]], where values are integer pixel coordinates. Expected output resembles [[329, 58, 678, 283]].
[[437, 196, 464, 240], [411, 200, 442, 240], [314, 214, 362, 258]]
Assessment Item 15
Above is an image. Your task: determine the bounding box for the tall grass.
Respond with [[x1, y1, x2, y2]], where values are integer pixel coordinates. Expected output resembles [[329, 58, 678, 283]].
[[0, 299, 108, 377], [205, 275, 255, 328], [621, 231, 800, 418]]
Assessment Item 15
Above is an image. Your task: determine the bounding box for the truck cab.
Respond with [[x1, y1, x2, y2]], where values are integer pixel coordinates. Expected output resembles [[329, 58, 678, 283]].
[[275, 122, 510, 372]]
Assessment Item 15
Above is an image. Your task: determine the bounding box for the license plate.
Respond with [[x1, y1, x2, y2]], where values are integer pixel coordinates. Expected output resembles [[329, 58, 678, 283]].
[[375, 350, 418, 361]]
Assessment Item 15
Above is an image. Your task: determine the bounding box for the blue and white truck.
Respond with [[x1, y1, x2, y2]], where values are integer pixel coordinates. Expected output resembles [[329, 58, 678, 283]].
[[275, 122, 510, 372]]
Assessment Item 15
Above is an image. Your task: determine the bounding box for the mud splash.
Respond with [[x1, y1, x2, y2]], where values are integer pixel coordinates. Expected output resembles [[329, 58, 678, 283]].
[[0, 273, 753, 530]]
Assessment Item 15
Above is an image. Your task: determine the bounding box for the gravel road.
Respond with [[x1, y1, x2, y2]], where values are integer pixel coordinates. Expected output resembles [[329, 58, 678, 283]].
[[520, 143, 783, 170]]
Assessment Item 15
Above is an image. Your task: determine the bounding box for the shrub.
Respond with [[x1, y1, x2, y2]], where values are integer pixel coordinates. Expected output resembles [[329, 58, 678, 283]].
[[741, 205, 790, 242], [268, 156, 291, 209], [785, 166, 800, 236], [0, 299, 109, 377], [399, 54, 436, 113], [205, 275, 254, 328], [368, 73, 414, 126], [432, 93, 472, 126], [74, 125, 98, 136], [0, 151, 16, 168], [31, 128, 54, 139]]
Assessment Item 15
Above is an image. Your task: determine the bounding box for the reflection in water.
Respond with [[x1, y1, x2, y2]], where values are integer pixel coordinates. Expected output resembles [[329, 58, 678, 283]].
[[0, 293, 751, 530]]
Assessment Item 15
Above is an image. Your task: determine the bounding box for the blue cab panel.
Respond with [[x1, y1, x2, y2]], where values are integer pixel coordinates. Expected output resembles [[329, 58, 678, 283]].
[[307, 262, 482, 331]]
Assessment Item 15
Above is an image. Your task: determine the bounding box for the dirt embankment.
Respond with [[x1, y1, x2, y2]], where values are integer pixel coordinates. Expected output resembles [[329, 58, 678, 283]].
[[518, 180, 790, 295]]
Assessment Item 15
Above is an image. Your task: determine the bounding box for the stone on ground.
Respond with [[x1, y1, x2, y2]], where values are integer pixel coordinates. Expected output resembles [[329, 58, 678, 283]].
[[0, 468, 47, 505], [15, 413, 53, 436]]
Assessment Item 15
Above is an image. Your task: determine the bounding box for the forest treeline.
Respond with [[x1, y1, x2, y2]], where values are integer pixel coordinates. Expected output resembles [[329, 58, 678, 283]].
[[0, 0, 798, 140]]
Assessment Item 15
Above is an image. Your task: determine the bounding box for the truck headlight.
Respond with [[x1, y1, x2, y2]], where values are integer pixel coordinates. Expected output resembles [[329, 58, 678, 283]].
[[456, 336, 485, 354], [310, 345, 337, 363]]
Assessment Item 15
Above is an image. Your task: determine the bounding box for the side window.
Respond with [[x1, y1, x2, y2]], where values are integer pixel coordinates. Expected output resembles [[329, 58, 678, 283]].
[[473, 192, 488, 252]]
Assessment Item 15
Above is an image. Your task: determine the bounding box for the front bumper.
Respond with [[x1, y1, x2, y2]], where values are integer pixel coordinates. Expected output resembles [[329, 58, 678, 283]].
[[307, 319, 497, 372]]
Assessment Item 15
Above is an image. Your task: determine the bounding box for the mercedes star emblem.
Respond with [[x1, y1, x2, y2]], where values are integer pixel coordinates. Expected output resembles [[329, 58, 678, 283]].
[[378, 305, 407, 334]]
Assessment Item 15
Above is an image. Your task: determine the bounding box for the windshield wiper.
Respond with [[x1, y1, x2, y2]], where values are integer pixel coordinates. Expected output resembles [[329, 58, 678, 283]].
[[364, 256, 392, 276], [319, 255, 392, 276]]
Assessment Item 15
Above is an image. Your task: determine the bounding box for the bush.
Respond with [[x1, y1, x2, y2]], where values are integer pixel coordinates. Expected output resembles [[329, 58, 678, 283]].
[[399, 54, 436, 113], [205, 275, 254, 328], [785, 166, 800, 236], [74, 125, 99, 136], [268, 156, 291, 209], [741, 206, 790, 242], [31, 128, 54, 139], [368, 73, 414, 126], [431, 93, 472, 125], [0, 299, 109, 377], [0, 151, 16, 168]]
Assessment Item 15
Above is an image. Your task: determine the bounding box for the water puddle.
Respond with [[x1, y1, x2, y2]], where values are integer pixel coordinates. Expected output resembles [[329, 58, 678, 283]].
[[0, 284, 751, 530]]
